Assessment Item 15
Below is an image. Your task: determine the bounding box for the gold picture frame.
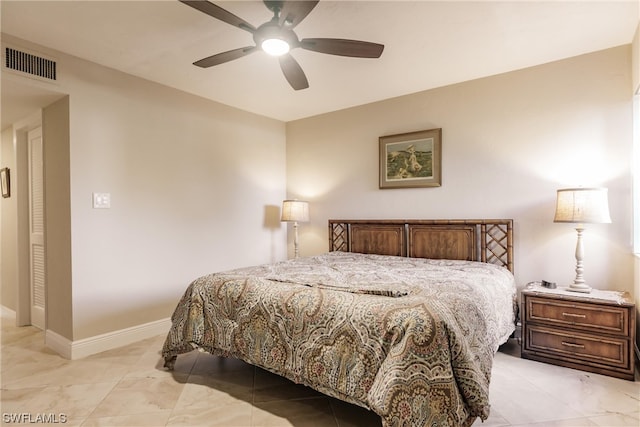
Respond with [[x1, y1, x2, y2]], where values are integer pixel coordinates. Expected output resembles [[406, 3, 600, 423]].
[[379, 128, 442, 189], [1, 168, 10, 198]]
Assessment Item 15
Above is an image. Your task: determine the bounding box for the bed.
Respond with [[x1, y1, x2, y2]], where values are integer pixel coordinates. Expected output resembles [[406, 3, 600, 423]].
[[162, 219, 516, 427]]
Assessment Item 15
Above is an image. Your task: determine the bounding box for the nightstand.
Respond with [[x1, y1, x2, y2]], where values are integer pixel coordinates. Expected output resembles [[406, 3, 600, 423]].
[[521, 284, 636, 381]]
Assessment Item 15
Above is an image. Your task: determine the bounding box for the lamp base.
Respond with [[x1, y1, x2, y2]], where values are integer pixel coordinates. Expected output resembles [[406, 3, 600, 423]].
[[566, 283, 592, 293], [568, 226, 591, 294]]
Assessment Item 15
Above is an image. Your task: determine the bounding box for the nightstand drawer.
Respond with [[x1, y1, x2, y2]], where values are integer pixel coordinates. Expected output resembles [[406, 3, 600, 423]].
[[525, 325, 630, 369], [526, 296, 629, 336]]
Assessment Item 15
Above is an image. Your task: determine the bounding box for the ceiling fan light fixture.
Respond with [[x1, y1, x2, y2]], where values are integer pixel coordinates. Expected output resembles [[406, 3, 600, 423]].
[[262, 38, 290, 56]]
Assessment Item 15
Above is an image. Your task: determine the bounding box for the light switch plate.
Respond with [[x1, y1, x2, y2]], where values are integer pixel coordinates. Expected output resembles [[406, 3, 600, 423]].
[[93, 192, 111, 209]]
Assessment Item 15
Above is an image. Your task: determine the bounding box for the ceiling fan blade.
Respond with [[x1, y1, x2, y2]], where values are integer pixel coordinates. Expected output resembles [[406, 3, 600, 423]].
[[300, 38, 384, 58], [180, 0, 256, 33], [278, 1, 319, 28], [193, 46, 258, 68], [279, 54, 309, 90]]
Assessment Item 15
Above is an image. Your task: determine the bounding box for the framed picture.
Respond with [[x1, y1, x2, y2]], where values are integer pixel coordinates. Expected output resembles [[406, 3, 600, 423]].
[[379, 128, 442, 189], [1, 168, 10, 198]]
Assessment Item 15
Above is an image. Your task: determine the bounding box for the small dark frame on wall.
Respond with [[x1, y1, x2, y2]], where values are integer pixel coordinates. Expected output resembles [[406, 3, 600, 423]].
[[1, 168, 10, 198], [379, 128, 442, 189]]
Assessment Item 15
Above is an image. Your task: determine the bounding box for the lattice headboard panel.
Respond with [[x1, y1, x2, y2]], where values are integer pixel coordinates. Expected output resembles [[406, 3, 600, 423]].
[[329, 219, 514, 273]]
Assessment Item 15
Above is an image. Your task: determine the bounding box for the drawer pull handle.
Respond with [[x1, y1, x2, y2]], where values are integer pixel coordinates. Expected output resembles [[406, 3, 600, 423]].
[[562, 312, 586, 319], [561, 341, 585, 349]]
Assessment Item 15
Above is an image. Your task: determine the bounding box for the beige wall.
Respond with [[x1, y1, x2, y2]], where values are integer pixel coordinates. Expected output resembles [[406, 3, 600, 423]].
[[65, 52, 288, 340], [287, 46, 634, 294], [1, 36, 288, 341]]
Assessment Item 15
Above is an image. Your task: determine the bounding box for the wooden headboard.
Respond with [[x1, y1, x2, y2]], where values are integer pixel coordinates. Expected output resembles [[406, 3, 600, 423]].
[[328, 219, 514, 273]]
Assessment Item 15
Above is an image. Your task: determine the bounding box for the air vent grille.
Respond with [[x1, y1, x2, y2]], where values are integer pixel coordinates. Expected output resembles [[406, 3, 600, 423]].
[[5, 47, 56, 81]]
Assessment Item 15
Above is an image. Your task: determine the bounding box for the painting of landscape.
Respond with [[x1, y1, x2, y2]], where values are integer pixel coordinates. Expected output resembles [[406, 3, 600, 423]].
[[379, 128, 441, 189], [385, 138, 434, 181]]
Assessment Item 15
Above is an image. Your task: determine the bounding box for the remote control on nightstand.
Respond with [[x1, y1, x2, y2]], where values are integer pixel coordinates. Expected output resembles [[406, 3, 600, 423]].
[[541, 280, 556, 289]]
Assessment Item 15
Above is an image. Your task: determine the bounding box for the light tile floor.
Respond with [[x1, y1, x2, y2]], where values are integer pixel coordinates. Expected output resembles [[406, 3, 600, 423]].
[[1, 308, 638, 427]]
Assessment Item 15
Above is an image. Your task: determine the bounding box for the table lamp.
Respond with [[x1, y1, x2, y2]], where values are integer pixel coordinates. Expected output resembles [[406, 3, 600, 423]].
[[281, 200, 309, 258], [553, 187, 611, 293]]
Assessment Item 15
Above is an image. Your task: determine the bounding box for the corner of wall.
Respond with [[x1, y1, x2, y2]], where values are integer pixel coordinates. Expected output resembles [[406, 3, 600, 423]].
[[43, 96, 73, 340]]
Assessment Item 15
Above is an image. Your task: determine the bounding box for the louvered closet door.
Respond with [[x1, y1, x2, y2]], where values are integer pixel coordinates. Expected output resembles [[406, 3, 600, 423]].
[[28, 126, 45, 330]]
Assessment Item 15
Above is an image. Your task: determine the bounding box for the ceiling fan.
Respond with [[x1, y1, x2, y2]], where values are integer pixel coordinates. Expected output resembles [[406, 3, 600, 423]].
[[180, 0, 384, 90]]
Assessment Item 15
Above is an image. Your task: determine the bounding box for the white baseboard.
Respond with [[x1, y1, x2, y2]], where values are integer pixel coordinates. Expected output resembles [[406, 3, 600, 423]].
[[46, 317, 171, 360], [45, 329, 73, 359]]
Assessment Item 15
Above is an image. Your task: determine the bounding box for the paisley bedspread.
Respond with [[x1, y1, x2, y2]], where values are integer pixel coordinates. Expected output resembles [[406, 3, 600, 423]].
[[162, 252, 517, 427]]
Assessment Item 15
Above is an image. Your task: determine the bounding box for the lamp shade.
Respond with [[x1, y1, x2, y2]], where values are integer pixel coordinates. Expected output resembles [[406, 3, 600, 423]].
[[281, 200, 309, 222], [553, 188, 611, 224]]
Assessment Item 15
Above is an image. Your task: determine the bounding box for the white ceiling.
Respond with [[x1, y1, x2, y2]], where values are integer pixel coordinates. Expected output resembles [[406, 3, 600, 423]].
[[1, 0, 638, 125]]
